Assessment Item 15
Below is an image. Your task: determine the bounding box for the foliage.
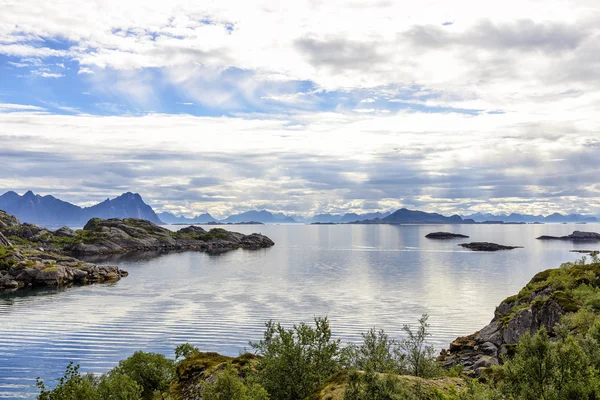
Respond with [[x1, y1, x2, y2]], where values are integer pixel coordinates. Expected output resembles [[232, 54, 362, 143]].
[[37, 363, 98, 400], [112, 351, 175, 400], [342, 329, 404, 373], [201, 364, 269, 400], [174, 343, 199, 361], [499, 328, 600, 400], [250, 316, 341, 400], [36, 363, 141, 400], [400, 314, 439, 378]]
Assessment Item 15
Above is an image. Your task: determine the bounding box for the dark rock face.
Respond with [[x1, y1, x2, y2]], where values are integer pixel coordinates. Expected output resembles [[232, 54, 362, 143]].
[[425, 232, 470, 239], [537, 231, 600, 241], [459, 242, 523, 251]]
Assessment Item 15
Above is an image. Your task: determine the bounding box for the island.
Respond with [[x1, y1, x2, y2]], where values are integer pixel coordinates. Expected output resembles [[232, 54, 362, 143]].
[[459, 242, 523, 251], [537, 231, 600, 241], [0, 210, 274, 290], [425, 232, 470, 239]]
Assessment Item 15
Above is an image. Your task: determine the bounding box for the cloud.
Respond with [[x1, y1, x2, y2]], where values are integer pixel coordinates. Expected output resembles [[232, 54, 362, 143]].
[[0, 110, 598, 217], [0, 0, 599, 216]]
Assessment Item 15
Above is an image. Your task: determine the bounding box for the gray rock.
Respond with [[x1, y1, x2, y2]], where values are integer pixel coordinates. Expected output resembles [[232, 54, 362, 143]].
[[0, 232, 11, 247], [54, 227, 76, 238], [473, 355, 498, 369], [479, 342, 498, 356]]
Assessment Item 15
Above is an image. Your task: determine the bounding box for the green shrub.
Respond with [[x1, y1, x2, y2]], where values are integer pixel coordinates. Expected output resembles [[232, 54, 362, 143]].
[[202, 364, 269, 400], [112, 351, 175, 400], [250, 317, 341, 400]]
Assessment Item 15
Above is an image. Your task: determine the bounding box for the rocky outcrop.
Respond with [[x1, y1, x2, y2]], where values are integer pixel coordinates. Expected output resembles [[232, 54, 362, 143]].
[[0, 210, 274, 291], [459, 242, 523, 251], [440, 263, 600, 376], [425, 232, 469, 239], [0, 210, 19, 229], [59, 218, 275, 255], [0, 246, 127, 290], [537, 231, 600, 241], [0, 232, 10, 247]]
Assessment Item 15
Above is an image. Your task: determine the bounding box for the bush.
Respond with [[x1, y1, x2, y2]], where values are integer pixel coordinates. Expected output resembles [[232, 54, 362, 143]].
[[343, 329, 403, 373], [399, 314, 439, 378], [250, 316, 341, 400], [37, 363, 98, 400], [501, 328, 600, 399], [37, 363, 141, 400], [202, 364, 269, 400], [112, 351, 175, 400]]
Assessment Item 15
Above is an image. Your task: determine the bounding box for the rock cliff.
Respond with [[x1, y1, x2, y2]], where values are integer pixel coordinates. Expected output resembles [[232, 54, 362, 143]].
[[440, 262, 600, 376]]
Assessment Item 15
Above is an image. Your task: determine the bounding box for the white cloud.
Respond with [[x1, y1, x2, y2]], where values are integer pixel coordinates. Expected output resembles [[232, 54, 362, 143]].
[[0, 109, 598, 216], [0, 0, 599, 215], [38, 72, 64, 78], [0, 103, 46, 111]]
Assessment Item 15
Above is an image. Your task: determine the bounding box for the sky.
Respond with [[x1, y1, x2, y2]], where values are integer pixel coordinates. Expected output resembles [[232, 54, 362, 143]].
[[1, 0, 599, 218]]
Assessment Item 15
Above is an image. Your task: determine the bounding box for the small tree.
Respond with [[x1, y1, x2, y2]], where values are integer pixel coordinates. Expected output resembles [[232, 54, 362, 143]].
[[37, 363, 99, 400], [250, 316, 341, 400], [343, 329, 404, 373], [398, 314, 438, 378], [112, 351, 175, 400]]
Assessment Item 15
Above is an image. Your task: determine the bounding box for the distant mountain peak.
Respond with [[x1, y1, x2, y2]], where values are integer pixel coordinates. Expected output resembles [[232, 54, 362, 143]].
[[0, 190, 162, 226]]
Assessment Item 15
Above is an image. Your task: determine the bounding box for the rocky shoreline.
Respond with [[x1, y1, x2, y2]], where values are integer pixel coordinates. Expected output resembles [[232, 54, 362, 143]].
[[439, 261, 599, 376], [0, 210, 275, 290]]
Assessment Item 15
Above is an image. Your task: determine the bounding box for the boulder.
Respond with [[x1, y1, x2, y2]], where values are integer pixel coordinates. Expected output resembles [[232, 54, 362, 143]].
[[54, 227, 76, 238], [178, 226, 207, 235]]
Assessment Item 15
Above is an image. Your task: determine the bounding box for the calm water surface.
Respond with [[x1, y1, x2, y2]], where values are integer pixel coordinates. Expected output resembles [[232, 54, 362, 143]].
[[1, 223, 598, 398]]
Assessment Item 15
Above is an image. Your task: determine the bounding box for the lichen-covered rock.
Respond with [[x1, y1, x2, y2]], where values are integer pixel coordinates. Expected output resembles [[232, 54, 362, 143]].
[[0, 210, 19, 229], [65, 218, 274, 255], [440, 263, 600, 373]]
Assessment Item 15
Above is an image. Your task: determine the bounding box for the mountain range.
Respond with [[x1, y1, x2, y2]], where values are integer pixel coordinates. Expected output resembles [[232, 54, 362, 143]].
[[372, 208, 476, 224], [157, 212, 217, 224], [0, 191, 162, 226], [1, 190, 598, 226], [464, 212, 598, 223], [311, 212, 391, 223]]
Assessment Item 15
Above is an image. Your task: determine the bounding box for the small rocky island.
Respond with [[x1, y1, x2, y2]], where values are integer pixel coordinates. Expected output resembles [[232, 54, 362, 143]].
[[537, 231, 600, 241], [459, 242, 523, 251], [425, 232, 469, 239], [0, 210, 274, 290]]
